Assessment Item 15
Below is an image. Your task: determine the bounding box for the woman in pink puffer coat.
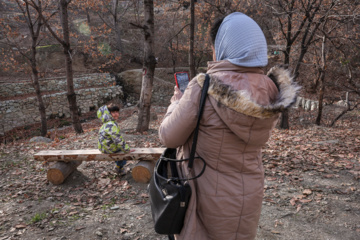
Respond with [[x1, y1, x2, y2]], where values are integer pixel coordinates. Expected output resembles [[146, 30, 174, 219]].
[[159, 12, 300, 240]]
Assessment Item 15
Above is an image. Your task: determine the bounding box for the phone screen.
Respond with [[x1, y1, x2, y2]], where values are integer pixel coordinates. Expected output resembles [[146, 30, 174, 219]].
[[174, 72, 190, 93]]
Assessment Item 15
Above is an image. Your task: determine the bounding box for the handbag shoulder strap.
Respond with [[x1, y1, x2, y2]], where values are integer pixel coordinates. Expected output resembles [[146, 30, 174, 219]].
[[187, 74, 210, 169]]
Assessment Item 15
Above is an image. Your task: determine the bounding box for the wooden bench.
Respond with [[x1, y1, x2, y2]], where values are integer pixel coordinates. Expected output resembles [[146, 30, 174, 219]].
[[34, 148, 165, 185]]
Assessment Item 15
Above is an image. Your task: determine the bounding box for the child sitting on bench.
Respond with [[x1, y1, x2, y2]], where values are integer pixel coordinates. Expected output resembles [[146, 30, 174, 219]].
[[97, 104, 133, 176]]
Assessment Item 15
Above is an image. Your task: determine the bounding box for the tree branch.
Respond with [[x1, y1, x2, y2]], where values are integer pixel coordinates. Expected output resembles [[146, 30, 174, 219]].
[[329, 101, 359, 127], [129, 22, 145, 30], [165, 23, 190, 44], [29, 0, 63, 45], [96, 12, 114, 30]]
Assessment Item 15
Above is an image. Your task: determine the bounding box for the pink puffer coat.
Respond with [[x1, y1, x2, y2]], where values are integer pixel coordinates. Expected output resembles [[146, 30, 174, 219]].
[[159, 60, 300, 240]]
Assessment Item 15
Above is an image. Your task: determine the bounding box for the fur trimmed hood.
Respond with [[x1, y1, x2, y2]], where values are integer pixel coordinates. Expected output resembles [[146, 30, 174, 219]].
[[197, 66, 300, 119]]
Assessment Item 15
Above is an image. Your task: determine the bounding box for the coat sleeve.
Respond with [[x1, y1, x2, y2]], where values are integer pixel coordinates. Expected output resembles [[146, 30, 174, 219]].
[[159, 77, 202, 148]]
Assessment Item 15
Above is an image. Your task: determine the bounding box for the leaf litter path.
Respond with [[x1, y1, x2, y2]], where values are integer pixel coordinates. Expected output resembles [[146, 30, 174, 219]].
[[0, 106, 359, 240]]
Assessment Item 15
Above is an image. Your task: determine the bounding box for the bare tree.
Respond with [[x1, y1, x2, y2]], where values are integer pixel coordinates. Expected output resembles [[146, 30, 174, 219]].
[[328, 44, 360, 126], [307, 0, 359, 125], [265, 0, 339, 129], [156, 2, 190, 73], [136, 0, 157, 132], [1, 0, 49, 136], [31, 0, 83, 134], [92, 0, 134, 55], [19, 0, 48, 136], [314, 15, 339, 125]]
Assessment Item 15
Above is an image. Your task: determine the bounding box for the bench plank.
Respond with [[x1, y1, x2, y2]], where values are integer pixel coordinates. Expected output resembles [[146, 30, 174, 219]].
[[34, 148, 165, 162]]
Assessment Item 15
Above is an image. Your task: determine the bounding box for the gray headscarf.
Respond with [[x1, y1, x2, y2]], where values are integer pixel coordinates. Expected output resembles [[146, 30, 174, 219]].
[[215, 12, 268, 67]]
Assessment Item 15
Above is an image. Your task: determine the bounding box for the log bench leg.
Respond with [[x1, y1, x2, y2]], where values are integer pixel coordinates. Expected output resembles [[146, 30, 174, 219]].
[[131, 161, 155, 183], [47, 160, 82, 185], [46, 160, 154, 185]]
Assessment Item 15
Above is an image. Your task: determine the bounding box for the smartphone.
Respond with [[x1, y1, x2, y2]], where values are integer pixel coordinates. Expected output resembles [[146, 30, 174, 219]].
[[174, 72, 190, 93]]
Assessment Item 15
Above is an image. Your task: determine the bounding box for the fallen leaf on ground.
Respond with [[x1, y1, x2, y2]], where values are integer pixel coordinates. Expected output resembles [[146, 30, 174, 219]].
[[266, 177, 277, 181], [303, 189, 312, 195], [140, 193, 149, 198], [265, 198, 276, 204], [15, 224, 27, 229], [136, 214, 145, 219]]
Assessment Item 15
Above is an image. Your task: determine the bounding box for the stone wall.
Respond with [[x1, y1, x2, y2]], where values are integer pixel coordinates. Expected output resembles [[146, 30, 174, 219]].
[[0, 73, 123, 135], [2, 69, 326, 136], [0, 73, 114, 98], [294, 97, 350, 111], [117, 69, 174, 106], [294, 97, 319, 111], [116, 67, 207, 106]]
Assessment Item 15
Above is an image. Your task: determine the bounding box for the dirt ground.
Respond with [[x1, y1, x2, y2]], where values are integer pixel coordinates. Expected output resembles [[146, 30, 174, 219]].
[[0, 105, 359, 240]]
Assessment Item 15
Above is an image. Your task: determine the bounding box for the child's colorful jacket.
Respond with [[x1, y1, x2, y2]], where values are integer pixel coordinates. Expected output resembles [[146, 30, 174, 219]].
[[97, 105, 130, 153]]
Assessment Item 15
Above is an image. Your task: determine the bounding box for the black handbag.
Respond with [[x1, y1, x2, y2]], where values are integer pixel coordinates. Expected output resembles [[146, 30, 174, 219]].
[[149, 74, 210, 235]]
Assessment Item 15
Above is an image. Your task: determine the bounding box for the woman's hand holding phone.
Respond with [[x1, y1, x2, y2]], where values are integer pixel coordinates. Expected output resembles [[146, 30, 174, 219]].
[[170, 85, 183, 103]]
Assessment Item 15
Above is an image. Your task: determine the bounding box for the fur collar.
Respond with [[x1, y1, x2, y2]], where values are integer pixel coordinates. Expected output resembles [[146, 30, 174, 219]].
[[197, 66, 301, 119]]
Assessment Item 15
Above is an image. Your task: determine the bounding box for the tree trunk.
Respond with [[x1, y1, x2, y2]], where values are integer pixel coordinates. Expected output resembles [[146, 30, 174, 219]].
[[115, 24, 123, 54], [136, 0, 156, 132], [170, 40, 176, 73], [60, 0, 83, 134], [279, 57, 290, 129], [284, 45, 291, 66], [31, 45, 47, 136], [316, 36, 326, 125], [293, 48, 307, 80], [316, 73, 325, 125], [189, 0, 195, 79], [279, 109, 289, 129], [86, 8, 91, 24], [26, 0, 47, 137], [279, 1, 294, 130], [113, 0, 123, 54]]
